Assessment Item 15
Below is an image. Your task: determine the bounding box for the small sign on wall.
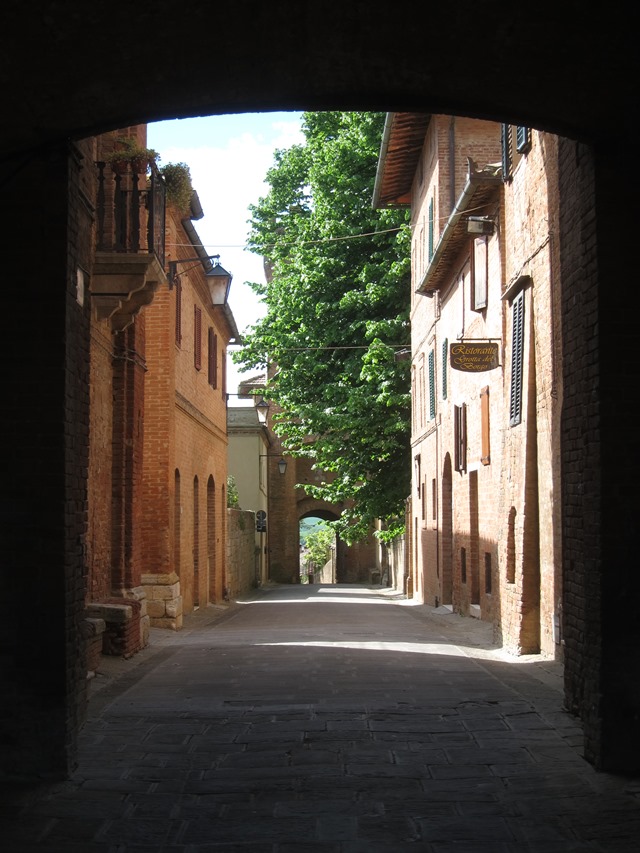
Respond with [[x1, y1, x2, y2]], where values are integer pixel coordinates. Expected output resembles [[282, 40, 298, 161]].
[[450, 342, 500, 372]]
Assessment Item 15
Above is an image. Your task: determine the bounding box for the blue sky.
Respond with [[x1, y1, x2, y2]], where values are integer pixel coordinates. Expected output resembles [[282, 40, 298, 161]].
[[148, 112, 304, 393]]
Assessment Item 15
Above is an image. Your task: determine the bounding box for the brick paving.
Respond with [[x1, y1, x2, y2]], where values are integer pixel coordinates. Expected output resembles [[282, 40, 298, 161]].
[[2, 583, 640, 851]]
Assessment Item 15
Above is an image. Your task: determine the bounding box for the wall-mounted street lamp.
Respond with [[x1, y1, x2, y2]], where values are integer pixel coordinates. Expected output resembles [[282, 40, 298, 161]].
[[255, 399, 269, 424], [168, 254, 233, 306], [466, 216, 494, 235]]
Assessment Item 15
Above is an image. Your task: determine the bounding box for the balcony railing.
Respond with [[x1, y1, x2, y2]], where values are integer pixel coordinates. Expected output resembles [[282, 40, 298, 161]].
[[96, 160, 166, 268]]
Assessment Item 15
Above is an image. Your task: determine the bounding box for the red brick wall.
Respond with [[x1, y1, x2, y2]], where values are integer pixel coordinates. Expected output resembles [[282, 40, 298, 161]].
[[141, 209, 230, 616]]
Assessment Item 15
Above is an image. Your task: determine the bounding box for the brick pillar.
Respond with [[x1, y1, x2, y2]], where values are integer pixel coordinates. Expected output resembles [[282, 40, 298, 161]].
[[560, 136, 640, 772], [0, 142, 90, 779], [109, 316, 149, 652], [111, 318, 146, 594]]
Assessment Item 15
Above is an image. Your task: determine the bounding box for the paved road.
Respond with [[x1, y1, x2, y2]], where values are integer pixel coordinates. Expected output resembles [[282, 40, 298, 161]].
[[3, 584, 640, 851]]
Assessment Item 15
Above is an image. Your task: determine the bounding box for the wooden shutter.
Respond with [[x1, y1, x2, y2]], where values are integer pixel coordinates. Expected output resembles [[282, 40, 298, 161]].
[[207, 328, 218, 387], [194, 305, 202, 370], [428, 349, 435, 420], [516, 125, 531, 153], [480, 386, 490, 465], [175, 277, 182, 346], [441, 338, 448, 400], [454, 403, 467, 473], [501, 123, 512, 181], [509, 291, 524, 426]]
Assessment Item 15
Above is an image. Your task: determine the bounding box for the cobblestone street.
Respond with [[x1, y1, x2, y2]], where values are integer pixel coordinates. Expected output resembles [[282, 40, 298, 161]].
[[3, 584, 639, 851]]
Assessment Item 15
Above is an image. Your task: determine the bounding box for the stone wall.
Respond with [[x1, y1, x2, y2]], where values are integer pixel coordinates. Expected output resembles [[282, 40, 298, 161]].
[[226, 509, 258, 599]]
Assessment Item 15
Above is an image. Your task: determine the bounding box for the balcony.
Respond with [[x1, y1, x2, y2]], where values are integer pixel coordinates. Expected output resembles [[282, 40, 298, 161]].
[[91, 160, 167, 331]]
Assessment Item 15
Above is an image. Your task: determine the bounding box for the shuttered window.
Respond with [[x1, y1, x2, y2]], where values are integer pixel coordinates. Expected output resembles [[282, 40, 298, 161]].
[[428, 349, 436, 420], [208, 328, 218, 387], [516, 125, 531, 153], [509, 291, 525, 426], [194, 305, 202, 370], [501, 123, 512, 181], [502, 123, 531, 181], [442, 338, 448, 400], [454, 403, 467, 473], [480, 385, 490, 465]]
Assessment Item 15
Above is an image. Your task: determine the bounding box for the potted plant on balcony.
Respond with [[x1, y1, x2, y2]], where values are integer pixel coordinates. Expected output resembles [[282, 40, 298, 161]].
[[105, 137, 160, 175], [160, 162, 194, 212]]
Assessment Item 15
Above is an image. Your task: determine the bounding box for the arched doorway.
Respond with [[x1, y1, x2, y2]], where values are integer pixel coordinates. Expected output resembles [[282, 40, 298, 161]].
[[299, 515, 336, 584], [441, 454, 453, 606]]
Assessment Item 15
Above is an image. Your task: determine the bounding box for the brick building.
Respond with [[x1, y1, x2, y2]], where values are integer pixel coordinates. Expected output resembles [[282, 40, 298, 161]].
[[227, 390, 271, 589], [374, 114, 562, 657], [85, 127, 239, 665], [140, 180, 240, 625]]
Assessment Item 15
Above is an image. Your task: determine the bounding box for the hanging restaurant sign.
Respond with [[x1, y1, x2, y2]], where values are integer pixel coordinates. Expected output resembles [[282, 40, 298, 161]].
[[450, 342, 500, 372]]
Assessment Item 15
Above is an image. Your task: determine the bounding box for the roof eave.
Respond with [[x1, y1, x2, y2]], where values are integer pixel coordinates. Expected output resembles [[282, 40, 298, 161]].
[[416, 163, 502, 296]]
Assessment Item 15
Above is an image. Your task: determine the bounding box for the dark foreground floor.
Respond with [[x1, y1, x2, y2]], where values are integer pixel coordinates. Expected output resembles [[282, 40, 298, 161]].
[[2, 584, 639, 852]]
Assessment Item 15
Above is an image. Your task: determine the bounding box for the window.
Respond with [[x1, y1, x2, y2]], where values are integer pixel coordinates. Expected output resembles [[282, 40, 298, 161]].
[[502, 123, 532, 181], [412, 365, 417, 432], [442, 338, 448, 400], [431, 478, 437, 522], [418, 357, 425, 427], [480, 386, 490, 465], [208, 328, 218, 388], [501, 123, 511, 180], [428, 349, 435, 420], [194, 305, 202, 370], [484, 553, 492, 594], [461, 547, 467, 584], [516, 125, 532, 154], [471, 236, 488, 311], [509, 291, 525, 426], [175, 278, 182, 346], [454, 403, 467, 473]]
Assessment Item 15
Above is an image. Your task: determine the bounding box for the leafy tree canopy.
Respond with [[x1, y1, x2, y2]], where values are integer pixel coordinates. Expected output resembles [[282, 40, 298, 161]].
[[234, 111, 411, 543]]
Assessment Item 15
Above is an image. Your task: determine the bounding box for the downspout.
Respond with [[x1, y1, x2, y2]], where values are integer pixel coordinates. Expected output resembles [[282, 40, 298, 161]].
[[449, 116, 456, 210], [372, 112, 395, 209], [416, 160, 502, 295]]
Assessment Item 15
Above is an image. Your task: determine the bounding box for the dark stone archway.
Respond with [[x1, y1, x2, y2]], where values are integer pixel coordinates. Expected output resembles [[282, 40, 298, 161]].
[[0, 2, 637, 776]]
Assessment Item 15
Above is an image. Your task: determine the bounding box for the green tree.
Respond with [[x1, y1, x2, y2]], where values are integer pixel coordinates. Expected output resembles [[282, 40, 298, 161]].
[[304, 524, 336, 574], [227, 475, 240, 508], [235, 112, 411, 543]]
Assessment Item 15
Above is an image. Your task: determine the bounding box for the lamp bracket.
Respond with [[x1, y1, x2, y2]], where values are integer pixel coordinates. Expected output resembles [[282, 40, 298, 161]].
[[168, 254, 221, 289]]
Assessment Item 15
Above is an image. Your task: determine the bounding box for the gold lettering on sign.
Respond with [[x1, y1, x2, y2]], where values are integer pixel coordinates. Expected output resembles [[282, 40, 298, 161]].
[[450, 342, 500, 372]]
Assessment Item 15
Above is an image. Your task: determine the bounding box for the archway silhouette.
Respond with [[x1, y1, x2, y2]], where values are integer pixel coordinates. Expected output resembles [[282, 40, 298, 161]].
[[1, 2, 637, 776]]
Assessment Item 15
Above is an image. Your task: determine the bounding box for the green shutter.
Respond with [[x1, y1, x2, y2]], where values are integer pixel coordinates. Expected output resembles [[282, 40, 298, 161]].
[[428, 349, 435, 419], [516, 125, 531, 153], [501, 123, 512, 181], [509, 291, 524, 426], [442, 338, 448, 400]]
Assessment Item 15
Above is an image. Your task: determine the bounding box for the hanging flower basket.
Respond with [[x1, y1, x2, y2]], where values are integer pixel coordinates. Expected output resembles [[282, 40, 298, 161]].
[[104, 138, 159, 176]]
